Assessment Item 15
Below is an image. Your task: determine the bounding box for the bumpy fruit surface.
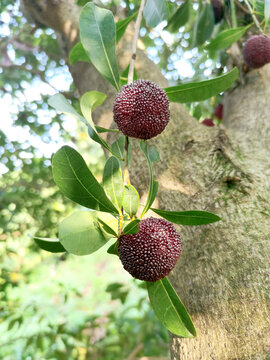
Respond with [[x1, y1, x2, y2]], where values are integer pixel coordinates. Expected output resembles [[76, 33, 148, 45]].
[[118, 217, 181, 282], [211, 0, 224, 23], [113, 80, 170, 140], [243, 35, 270, 69]]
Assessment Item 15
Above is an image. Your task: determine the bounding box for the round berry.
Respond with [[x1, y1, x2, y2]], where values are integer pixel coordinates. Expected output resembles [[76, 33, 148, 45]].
[[118, 217, 181, 282], [113, 80, 170, 140], [243, 35, 270, 69]]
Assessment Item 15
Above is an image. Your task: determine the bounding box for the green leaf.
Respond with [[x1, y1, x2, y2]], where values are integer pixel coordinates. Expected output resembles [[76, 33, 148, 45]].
[[122, 219, 140, 235], [143, 0, 168, 27], [120, 65, 138, 87], [140, 141, 159, 217], [48, 93, 87, 126], [164, 67, 239, 103], [80, 91, 107, 124], [147, 277, 196, 338], [69, 42, 90, 65], [97, 218, 118, 237], [102, 156, 124, 210], [205, 26, 250, 52], [116, 11, 138, 43], [122, 185, 140, 217], [49, 93, 123, 160], [52, 146, 118, 214], [96, 126, 120, 133], [59, 211, 110, 255], [33, 236, 65, 253], [165, 0, 190, 33], [97, 211, 119, 237], [80, 3, 120, 90], [195, 3, 214, 46], [107, 240, 119, 256], [151, 208, 221, 225], [111, 135, 125, 162]]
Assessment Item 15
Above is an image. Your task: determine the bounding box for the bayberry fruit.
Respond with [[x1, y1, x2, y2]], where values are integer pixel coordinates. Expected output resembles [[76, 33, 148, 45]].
[[213, 104, 223, 120], [118, 217, 181, 282], [113, 80, 170, 140], [243, 35, 270, 69], [202, 118, 215, 127], [211, 0, 224, 23]]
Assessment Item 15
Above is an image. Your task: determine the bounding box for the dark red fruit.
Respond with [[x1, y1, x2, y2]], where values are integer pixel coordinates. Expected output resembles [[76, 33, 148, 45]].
[[118, 217, 181, 282], [211, 0, 224, 23], [113, 80, 170, 140], [202, 118, 215, 127], [214, 104, 223, 120], [243, 35, 270, 69]]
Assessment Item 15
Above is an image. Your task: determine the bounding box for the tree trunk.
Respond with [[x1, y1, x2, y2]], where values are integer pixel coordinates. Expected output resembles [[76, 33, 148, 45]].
[[21, 1, 270, 359]]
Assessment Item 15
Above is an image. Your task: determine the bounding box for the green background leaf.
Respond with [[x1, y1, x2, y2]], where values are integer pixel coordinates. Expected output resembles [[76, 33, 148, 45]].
[[143, 0, 168, 28], [151, 208, 221, 225], [102, 156, 124, 210], [116, 11, 138, 43], [80, 3, 120, 90], [33, 237, 65, 253], [165, 0, 190, 33], [205, 26, 250, 52], [69, 42, 90, 65], [122, 185, 140, 217], [195, 3, 214, 46], [52, 146, 118, 214], [164, 68, 239, 103], [59, 211, 110, 255], [147, 277, 196, 338]]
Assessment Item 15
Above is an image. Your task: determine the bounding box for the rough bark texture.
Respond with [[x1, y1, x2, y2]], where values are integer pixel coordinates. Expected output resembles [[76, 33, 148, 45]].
[[21, 1, 270, 359]]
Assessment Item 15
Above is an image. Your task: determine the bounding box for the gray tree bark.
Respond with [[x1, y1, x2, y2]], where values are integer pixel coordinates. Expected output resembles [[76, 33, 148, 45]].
[[21, 1, 270, 359]]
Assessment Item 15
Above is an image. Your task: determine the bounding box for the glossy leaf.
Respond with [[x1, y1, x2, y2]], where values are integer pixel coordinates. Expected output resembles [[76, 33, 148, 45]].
[[59, 211, 110, 255], [33, 236, 65, 253], [52, 146, 118, 214], [147, 277, 196, 338], [143, 0, 168, 28], [49, 93, 123, 160], [122, 185, 140, 216], [69, 42, 90, 65], [80, 91, 107, 125], [111, 135, 125, 163], [116, 11, 138, 43], [151, 208, 221, 225], [164, 67, 239, 103], [107, 240, 119, 256], [140, 141, 159, 217], [205, 26, 250, 52], [195, 3, 214, 46], [165, 0, 190, 33], [122, 219, 140, 235], [80, 3, 120, 90], [97, 211, 119, 237], [102, 156, 124, 210]]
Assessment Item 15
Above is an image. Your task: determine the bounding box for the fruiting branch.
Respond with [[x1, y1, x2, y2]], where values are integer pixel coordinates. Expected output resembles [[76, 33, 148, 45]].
[[242, 0, 263, 33], [127, 0, 146, 84]]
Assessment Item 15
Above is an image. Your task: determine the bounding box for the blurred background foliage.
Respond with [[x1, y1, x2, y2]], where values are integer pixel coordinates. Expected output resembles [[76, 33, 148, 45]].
[[0, 0, 257, 358]]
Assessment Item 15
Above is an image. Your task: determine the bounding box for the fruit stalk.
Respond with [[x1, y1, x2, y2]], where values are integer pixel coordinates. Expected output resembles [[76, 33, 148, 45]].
[[127, 0, 146, 84]]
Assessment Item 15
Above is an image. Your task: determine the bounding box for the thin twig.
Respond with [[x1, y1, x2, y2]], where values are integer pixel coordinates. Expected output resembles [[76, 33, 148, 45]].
[[242, 0, 263, 33], [127, 0, 146, 84]]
